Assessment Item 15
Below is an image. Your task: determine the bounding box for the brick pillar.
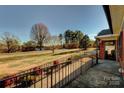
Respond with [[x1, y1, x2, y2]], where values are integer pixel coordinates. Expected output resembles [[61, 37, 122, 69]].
[[120, 31, 124, 68], [99, 40, 105, 59], [118, 30, 124, 79]]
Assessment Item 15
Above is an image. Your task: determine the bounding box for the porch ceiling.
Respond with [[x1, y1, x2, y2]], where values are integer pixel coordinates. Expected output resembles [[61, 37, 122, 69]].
[[109, 5, 124, 34], [96, 34, 119, 41]]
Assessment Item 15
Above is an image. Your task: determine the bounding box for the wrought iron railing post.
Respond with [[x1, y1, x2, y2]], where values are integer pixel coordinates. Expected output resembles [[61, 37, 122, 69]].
[[55, 65, 57, 87], [65, 63, 67, 85], [50, 66, 53, 88], [40, 68, 43, 88], [34, 72, 36, 88], [58, 64, 61, 87], [15, 76, 18, 87], [25, 73, 28, 87], [80, 59, 82, 75], [72, 61, 74, 80], [67, 58, 72, 83], [68, 63, 69, 82], [91, 57, 94, 67], [62, 64, 64, 86], [47, 67, 49, 88]]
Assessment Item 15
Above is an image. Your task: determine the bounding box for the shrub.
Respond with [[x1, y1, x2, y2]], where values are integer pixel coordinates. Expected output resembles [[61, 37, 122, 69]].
[[21, 41, 36, 52], [64, 43, 79, 49]]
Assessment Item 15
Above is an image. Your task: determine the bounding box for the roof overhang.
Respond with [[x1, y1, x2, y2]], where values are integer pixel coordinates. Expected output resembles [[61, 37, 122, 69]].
[[103, 6, 113, 34], [103, 5, 124, 34], [95, 34, 119, 41]]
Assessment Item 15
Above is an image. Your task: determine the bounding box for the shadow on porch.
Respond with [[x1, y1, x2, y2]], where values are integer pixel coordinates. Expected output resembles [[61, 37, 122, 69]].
[[65, 60, 124, 88]]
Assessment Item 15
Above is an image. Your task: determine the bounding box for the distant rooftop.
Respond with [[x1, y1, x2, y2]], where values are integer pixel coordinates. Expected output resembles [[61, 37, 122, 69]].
[[97, 29, 112, 36]]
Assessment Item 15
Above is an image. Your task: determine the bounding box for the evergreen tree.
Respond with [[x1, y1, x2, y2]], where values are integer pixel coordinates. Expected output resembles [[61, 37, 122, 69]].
[[80, 34, 90, 50]]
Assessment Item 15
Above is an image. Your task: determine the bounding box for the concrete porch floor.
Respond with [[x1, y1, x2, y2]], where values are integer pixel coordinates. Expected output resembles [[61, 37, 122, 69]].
[[65, 60, 124, 88]]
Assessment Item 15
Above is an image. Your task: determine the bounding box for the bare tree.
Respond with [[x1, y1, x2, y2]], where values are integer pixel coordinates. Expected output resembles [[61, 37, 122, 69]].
[[31, 23, 51, 50], [49, 36, 59, 54], [1, 32, 20, 53], [0, 40, 4, 52], [59, 34, 63, 47]]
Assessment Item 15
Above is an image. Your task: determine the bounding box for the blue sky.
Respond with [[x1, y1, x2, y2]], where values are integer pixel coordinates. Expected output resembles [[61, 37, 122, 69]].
[[0, 5, 109, 42]]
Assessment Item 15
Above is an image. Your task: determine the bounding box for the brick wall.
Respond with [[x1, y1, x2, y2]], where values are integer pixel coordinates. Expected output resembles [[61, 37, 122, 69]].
[[99, 40, 105, 59], [119, 31, 124, 68]]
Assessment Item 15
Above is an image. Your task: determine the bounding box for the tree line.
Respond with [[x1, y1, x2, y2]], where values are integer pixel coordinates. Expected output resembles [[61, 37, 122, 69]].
[[0, 23, 95, 53]]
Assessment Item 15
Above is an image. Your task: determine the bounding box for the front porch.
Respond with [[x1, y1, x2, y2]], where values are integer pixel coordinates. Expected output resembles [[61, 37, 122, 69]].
[[65, 59, 124, 88]]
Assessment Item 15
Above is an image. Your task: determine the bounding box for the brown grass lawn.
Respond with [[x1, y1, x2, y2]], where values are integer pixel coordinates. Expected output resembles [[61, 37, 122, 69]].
[[0, 48, 95, 79]]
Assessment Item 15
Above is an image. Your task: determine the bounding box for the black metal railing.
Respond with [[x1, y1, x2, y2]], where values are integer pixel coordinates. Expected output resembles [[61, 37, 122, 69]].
[[0, 54, 97, 88]]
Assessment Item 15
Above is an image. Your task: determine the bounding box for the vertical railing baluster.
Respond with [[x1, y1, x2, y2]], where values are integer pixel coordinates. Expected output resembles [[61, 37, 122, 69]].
[[77, 60, 79, 76], [70, 61, 72, 81], [72, 61, 73, 80], [40, 68, 43, 88], [74, 61, 75, 79], [59, 64, 61, 87], [62, 64, 64, 87], [26, 72, 28, 87], [74, 61, 77, 78], [76, 61, 77, 77], [72, 61, 74, 80], [80, 59, 82, 75], [47, 67, 49, 88], [30, 69, 32, 88], [51, 66, 53, 88], [76, 61, 78, 77], [68, 63, 69, 83], [76, 60, 79, 77], [15, 76, 17, 88], [80, 59, 81, 74], [77, 61, 79, 76], [65, 64, 67, 85], [78, 59, 80, 75], [34, 71, 36, 88], [91, 57, 93, 67], [55, 65, 57, 87], [96, 49, 98, 64]]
